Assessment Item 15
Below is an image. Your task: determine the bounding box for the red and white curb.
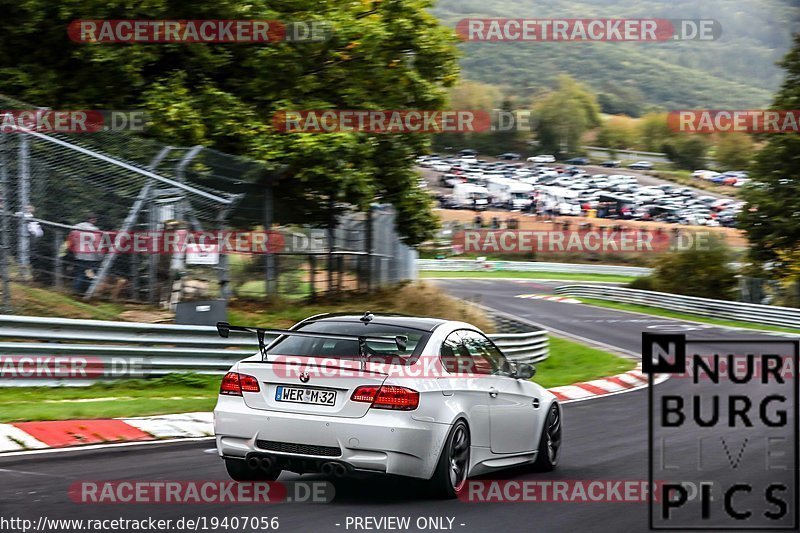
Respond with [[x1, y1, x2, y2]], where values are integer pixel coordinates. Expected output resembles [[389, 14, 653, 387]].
[[0, 412, 212, 453], [515, 293, 582, 304], [548, 365, 668, 403], [0, 370, 666, 453]]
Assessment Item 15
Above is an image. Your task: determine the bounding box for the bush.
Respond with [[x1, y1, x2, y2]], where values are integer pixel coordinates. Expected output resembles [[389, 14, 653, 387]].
[[648, 237, 737, 300], [628, 276, 656, 291], [662, 136, 710, 170]]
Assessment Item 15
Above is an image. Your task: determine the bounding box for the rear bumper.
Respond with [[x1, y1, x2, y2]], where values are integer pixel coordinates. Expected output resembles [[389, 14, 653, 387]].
[[214, 396, 450, 480]]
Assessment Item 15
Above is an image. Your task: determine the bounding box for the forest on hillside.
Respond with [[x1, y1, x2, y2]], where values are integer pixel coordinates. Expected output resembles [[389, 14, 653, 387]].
[[433, 0, 800, 111]]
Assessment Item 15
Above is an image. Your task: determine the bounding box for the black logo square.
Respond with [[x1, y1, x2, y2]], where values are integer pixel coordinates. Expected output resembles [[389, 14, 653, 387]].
[[642, 333, 686, 374]]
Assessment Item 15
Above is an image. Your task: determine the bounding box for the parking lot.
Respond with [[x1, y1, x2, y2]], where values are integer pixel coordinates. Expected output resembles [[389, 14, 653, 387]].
[[418, 154, 743, 228]]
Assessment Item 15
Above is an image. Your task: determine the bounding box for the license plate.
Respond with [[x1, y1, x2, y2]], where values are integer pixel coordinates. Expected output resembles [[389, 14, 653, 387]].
[[275, 386, 336, 406]]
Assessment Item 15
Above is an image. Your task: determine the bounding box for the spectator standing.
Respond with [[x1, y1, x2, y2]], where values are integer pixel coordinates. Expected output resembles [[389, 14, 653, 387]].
[[69, 214, 102, 294]]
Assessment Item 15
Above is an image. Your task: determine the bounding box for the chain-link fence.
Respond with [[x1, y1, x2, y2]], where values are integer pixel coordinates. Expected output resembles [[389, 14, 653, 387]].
[[0, 95, 417, 312]]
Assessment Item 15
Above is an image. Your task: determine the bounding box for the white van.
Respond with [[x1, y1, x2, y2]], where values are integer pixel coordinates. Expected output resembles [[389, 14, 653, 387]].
[[486, 177, 534, 210], [537, 186, 581, 216], [452, 183, 490, 209]]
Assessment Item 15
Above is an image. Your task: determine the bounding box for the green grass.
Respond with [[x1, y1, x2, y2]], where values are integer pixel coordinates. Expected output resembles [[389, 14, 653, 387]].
[[227, 282, 498, 332], [0, 374, 221, 423], [577, 298, 800, 335], [419, 270, 636, 283], [12, 284, 127, 321], [533, 336, 636, 389]]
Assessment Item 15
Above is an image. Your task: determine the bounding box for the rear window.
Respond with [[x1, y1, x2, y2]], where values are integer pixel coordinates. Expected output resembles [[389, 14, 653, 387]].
[[265, 321, 430, 365]]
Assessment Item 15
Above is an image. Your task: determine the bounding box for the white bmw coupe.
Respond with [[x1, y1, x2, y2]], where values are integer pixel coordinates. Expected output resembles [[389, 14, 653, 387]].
[[213, 313, 561, 498]]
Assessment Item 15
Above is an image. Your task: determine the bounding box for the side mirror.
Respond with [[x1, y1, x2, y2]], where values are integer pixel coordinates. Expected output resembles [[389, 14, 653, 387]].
[[216, 321, 230, 338], [515, 363, 536, 380]]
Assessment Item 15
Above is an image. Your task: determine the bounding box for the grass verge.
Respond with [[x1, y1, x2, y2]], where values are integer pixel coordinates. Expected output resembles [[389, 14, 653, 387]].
[[11, 283, 127, 321], [228, 281, 496, 332], [0, 374, 220, 423], [577, 298, 800, 335], [420, 270, 637, 283], [533, 336, 636, 389]]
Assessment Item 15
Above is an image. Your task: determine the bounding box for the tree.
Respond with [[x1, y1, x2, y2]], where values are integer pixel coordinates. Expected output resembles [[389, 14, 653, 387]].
[[662, 136, 710, 170], [639, 112, 675, 152], [533, 75, 600, 157], [434, 80, 502, 153], [714, 133, 755, 170], [738, 33, 800, 266], [636, 237, 738, 300], [0, 0, 460, 245], [596, 116, 638, 150], [597, 85, 645, 117]]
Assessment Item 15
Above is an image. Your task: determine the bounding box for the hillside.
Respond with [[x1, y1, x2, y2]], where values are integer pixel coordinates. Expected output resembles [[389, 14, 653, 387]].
[[433, 0, 799, 110]]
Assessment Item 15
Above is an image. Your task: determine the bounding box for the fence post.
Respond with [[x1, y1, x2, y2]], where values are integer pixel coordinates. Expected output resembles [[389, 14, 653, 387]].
[[147, 196, 158, 305], [309, 254, 316, 301], [263, 185, 277, 297], [54, 229, 63, 289], [131, 250, 139, 301], [327, 199, 335, 294], [17, 134, 31, 280], [366, 205, 373, 293], [0, 135, 11, 313]]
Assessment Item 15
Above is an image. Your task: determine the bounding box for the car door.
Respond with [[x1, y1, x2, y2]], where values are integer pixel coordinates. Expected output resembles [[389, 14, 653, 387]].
[[459, 331, 541, 455], [437, 330, 492, 449]]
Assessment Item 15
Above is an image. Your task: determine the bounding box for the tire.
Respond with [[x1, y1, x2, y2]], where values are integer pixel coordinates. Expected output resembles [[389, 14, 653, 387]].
[[532, 403, 562, 472], [224, 458, 282, 481], [429, 420, 470, 499]]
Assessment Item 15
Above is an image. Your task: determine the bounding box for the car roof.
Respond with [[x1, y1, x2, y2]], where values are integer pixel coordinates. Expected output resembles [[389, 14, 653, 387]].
[[297, 313, 449, 332]]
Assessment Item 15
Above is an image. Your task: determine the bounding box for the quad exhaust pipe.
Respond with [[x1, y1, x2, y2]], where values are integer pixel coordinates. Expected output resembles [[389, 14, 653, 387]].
[[247, 454, 349, 477], [246, 455, 274, 473], [320, 461, 348, 477]]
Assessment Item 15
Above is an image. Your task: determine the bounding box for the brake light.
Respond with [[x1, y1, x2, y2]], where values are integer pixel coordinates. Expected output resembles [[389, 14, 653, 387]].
[[220, 372, 260, 396], [351, 385, 419, 410]]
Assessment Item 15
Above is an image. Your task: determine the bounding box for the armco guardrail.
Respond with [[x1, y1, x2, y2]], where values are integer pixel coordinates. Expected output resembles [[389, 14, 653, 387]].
[[553, 285, 800, 330], [0, 314, 548, 385], [417, 259, 651, 277]]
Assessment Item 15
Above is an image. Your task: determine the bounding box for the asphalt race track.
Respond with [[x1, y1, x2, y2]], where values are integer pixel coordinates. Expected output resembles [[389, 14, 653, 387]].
[[0, 279, 796, 533]]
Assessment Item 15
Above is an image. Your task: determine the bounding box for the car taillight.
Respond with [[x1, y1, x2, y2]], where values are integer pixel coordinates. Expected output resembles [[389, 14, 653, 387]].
[[351, 385, 419, 411], [220, 372, 260, 396]]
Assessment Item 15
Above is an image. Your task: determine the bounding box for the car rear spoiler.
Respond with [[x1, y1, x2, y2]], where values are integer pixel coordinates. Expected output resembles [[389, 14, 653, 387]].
[[215, 321, 408, 367]]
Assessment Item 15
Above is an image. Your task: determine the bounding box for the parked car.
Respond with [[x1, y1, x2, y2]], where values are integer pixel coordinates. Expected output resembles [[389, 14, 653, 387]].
[[628, 161, 654, 170], [527, 154, 556, 163], [458, 149, 478, 157], [601, 160, 621, 168], [563, 157, 589, 165], [497, 152, 521, 161]]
